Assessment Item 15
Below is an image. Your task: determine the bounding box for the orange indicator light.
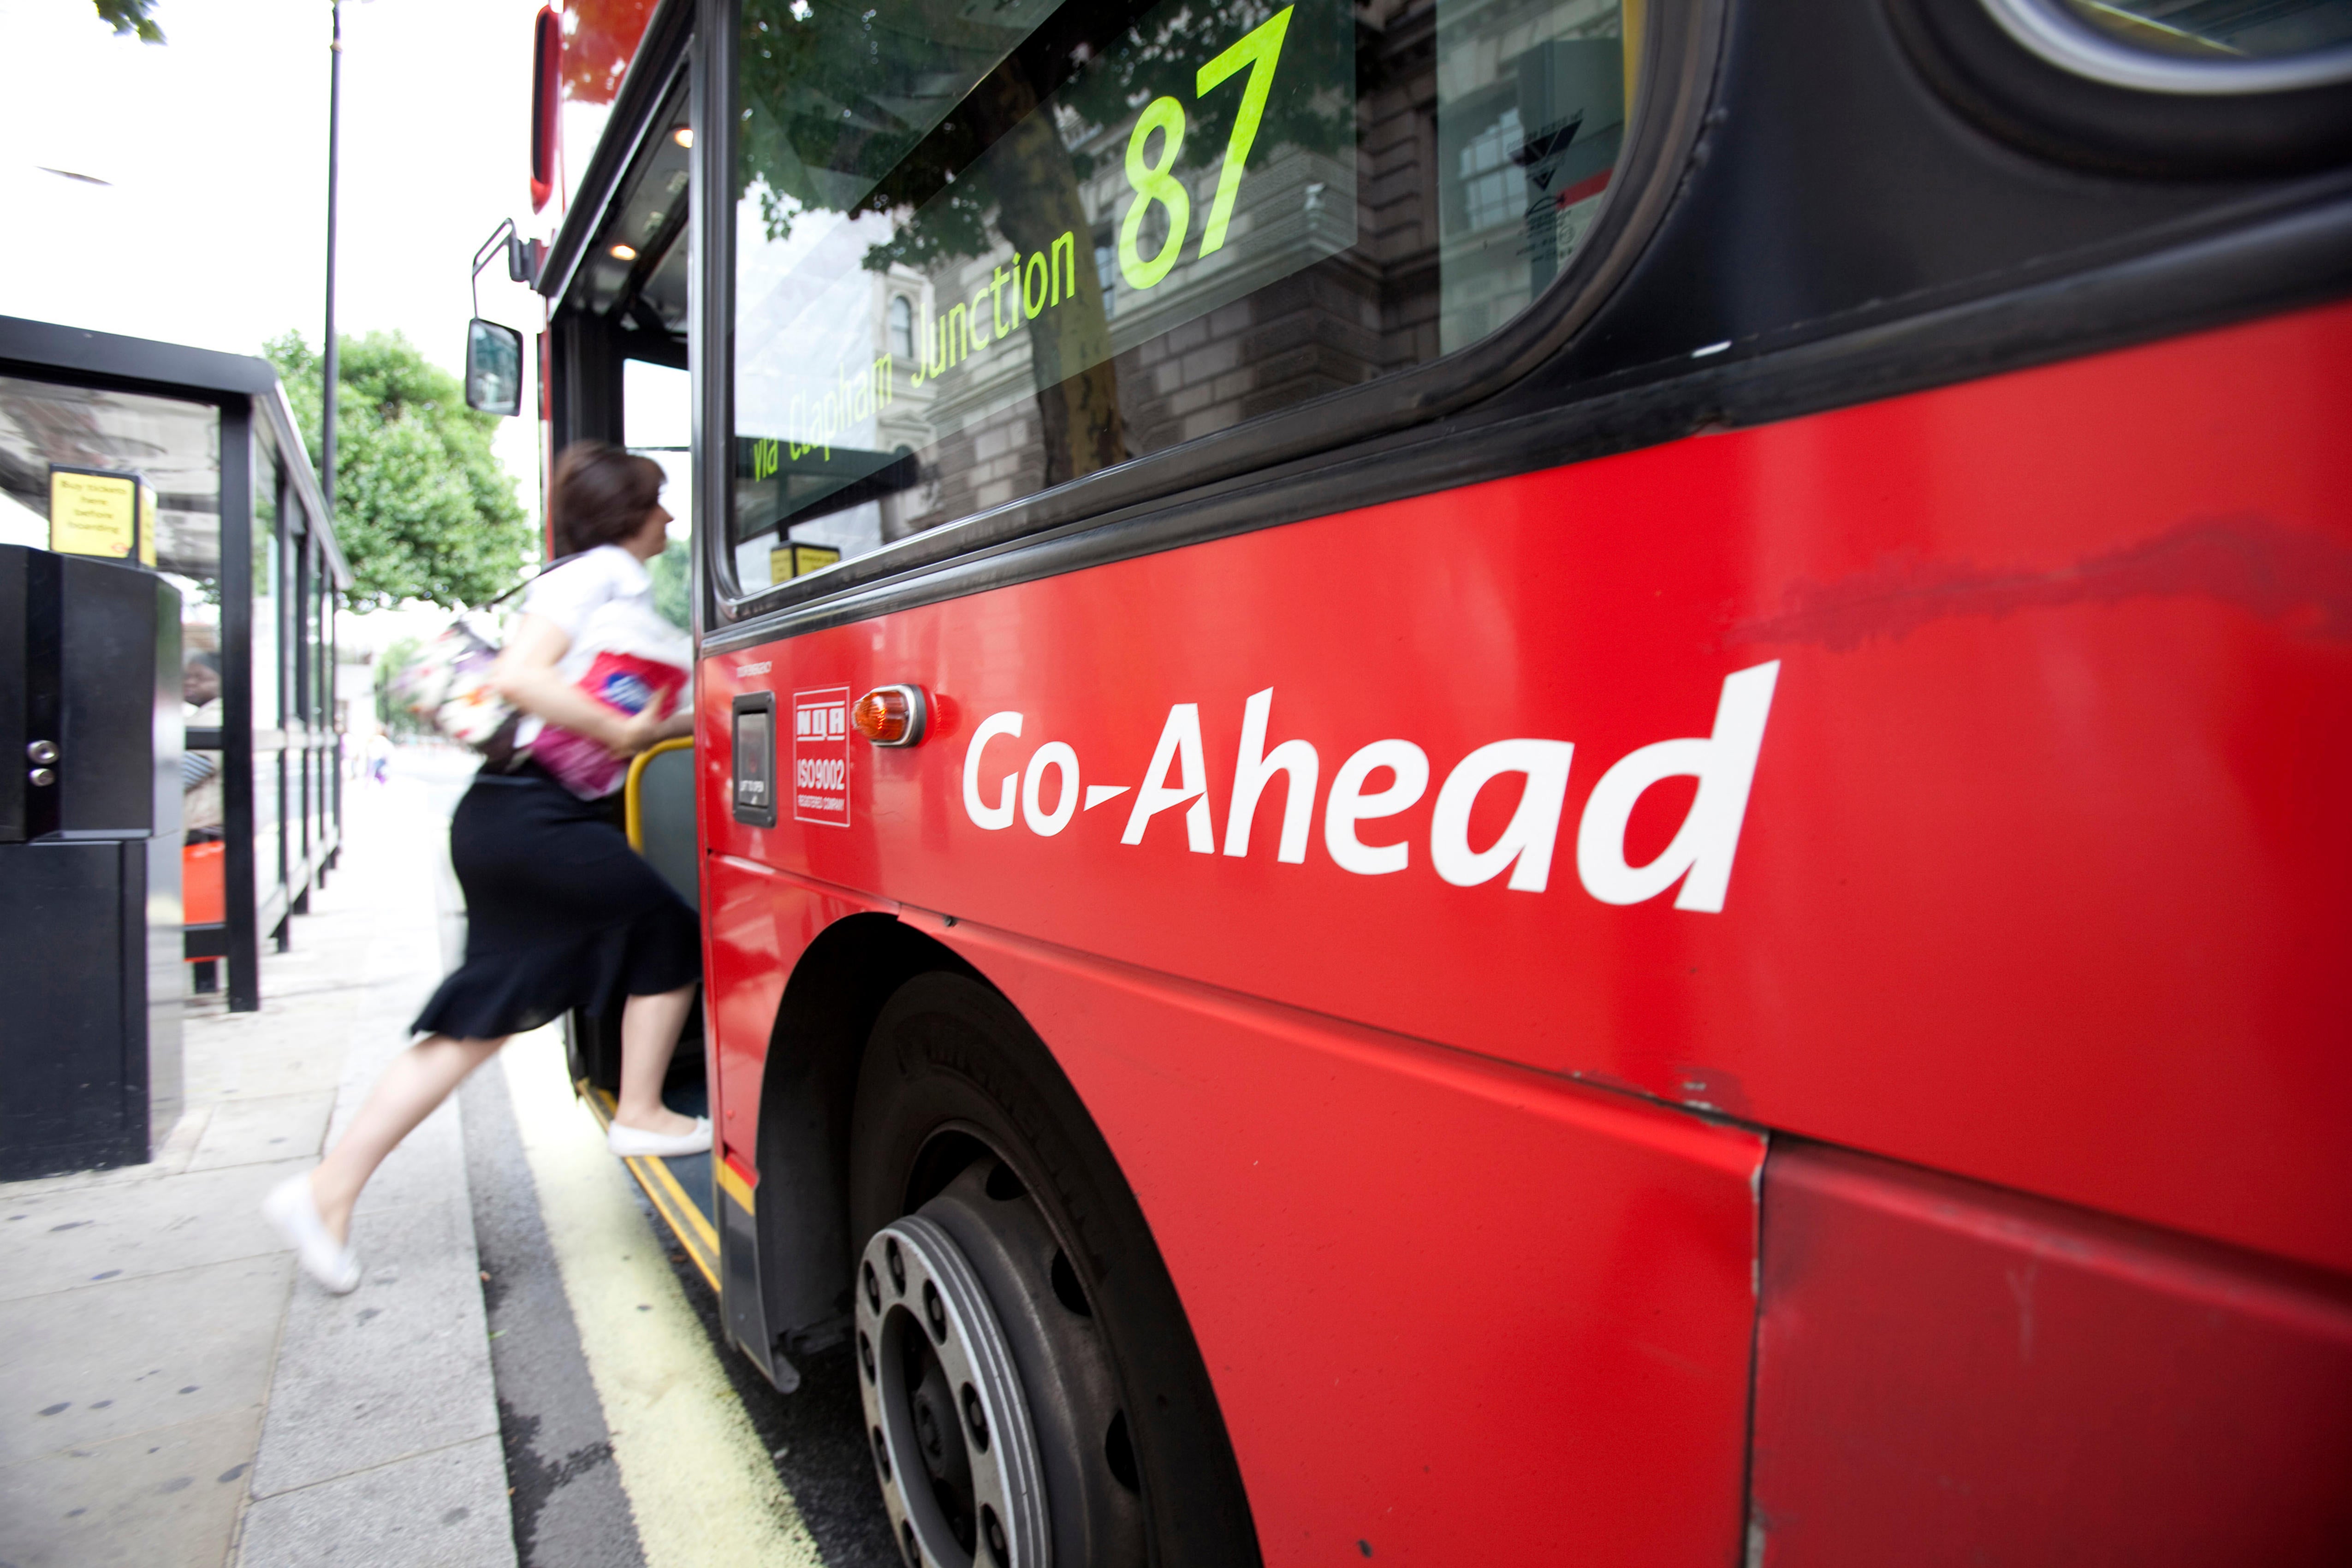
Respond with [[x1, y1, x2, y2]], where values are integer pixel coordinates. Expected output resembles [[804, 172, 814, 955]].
[[853, 685, 928, 747]]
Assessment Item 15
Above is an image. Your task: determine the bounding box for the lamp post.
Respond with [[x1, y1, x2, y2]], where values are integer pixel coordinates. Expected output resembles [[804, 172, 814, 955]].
[[322, 0, 342, 517]]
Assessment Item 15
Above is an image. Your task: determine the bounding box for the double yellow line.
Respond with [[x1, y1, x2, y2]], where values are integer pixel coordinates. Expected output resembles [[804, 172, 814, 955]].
[[575, 1082, 720, 1291], [499, 1028, 818, 1567]]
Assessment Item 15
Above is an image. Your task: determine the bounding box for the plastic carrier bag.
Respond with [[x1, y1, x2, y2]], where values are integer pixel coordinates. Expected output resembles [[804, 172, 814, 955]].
[[525, 597, 691, 799]]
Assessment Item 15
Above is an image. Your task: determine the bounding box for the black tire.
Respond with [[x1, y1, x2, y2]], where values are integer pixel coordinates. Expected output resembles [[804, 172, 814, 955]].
[[850, 971, 1260, 1568]]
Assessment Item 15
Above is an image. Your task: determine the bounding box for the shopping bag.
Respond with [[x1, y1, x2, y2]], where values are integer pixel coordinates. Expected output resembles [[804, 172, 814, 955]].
[[525, 597, 691, 798]]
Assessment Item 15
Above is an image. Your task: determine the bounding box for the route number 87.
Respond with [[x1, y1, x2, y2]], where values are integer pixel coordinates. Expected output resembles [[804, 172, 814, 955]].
[[1118, 4, 1294, 292]]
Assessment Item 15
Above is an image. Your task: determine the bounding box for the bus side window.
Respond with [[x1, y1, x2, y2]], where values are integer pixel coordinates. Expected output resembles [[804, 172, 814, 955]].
[[723, 0, 1645, 599]]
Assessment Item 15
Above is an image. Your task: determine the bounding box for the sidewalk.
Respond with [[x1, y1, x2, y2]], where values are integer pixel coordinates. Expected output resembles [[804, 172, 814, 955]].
[[0, 763, 515, 1568]]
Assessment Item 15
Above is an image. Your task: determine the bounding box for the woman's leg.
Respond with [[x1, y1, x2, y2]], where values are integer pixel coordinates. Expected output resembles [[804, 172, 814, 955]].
[[613, 982, 700, 1137], [309, 1033, 508, 1242]]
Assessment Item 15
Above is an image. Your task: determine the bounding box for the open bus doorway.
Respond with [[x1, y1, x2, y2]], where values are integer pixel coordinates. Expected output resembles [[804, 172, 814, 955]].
[[538, 77, 718, 1283]]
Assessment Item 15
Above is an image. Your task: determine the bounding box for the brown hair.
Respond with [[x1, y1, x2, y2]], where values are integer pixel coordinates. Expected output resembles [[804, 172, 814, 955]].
[[547, 441, 664, 557]]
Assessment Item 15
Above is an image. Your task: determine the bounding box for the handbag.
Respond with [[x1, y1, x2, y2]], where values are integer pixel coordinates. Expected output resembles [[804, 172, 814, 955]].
[[386, 566, 557, 761], [389, 615, 522, 760]]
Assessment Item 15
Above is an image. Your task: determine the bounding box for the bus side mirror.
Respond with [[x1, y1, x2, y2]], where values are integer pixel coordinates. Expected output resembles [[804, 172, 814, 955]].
[[464, 319, 524, 416]]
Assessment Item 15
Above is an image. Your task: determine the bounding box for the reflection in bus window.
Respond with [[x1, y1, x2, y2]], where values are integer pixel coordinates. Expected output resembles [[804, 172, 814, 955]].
[[2055, 0, 2352, 59], [728, 0, 1636, 594], [888, 295, 917, 361]]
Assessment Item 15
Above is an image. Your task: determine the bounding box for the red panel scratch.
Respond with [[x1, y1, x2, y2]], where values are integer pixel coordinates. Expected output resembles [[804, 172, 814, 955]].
[[1731, 517, 2352, 652]]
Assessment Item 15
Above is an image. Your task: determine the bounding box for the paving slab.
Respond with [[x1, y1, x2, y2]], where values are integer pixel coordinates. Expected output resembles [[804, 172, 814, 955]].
[[0, 1158, 308, 1303], [237, 1436, 515, 1568], [0, 1405, 262, 1568], [186, 1094, 337, 1174], [342, 1097, 468, 1221], [0, 1253, 290, 1465], [0, 762, 516, 1568], [250, 1188, 499, 1498], [233, 761, 515, 1565], [0, 1105, 211, 1202]]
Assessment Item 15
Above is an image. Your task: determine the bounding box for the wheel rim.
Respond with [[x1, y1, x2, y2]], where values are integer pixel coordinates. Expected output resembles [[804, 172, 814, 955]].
[[859, 1214, 1049, 1568]]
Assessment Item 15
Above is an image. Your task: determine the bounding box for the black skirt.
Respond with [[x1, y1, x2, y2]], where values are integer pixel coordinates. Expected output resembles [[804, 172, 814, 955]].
[[410, 762, 701, 1040]]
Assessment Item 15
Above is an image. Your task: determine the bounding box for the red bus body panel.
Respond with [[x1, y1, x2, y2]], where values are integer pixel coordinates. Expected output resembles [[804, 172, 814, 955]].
[[1751, 1142, 2352, 1565], [932, 917, 1763, 1561], [700, 300, 2352, 1556]]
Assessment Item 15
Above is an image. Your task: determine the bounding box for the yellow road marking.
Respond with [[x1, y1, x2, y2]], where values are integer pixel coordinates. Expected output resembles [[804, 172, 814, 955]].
[[716, 1156, 756, 1215], [578, 1084, 721, 1288], [500, 1028, 820, 1568]]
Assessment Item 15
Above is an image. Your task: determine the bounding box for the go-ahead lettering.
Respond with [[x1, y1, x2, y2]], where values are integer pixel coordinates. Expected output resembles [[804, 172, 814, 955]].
[[957, 662, 1781, 911]]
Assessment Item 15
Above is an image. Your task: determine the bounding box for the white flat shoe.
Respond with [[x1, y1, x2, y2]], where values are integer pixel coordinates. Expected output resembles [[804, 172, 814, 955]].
[[262, 1174, 362, 1295], [607, 1115, 711, 1159]]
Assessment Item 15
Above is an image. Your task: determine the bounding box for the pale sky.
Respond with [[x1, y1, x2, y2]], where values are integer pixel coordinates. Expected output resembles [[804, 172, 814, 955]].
[[0, 0, 554, 528]]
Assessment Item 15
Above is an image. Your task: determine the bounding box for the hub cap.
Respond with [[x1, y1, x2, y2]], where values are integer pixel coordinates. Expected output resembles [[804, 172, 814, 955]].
[[858, 1215, 1049, 1568]]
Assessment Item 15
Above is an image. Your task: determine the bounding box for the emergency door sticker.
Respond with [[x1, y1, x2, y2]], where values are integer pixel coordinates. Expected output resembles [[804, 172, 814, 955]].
[[792, 687, 852, 827]]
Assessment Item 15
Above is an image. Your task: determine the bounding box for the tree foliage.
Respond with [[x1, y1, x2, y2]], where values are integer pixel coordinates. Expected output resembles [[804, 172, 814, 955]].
[[265, 331, 535, 611], [649, 538, 691, 630], [92, 0, 163, 44], [736, 0, 1348, 266], [372, 635, 433, 736]]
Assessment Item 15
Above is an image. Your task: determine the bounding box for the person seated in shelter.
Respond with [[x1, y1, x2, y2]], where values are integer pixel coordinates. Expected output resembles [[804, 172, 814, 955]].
[[182, 649, 223, 838]]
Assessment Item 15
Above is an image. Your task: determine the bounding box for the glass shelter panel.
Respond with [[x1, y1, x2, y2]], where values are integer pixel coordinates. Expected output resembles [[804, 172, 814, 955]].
[[251, 451, 284, 909], [729, 0, 1634, 593], [0, 374, 225, 706]]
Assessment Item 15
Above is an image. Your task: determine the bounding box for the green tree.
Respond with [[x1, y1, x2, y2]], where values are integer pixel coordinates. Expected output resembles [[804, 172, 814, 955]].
[[266, 331, 536, 610], [373, 635, 433, 736], [92, 0, 163, 43], [648, 538, 691, 630]]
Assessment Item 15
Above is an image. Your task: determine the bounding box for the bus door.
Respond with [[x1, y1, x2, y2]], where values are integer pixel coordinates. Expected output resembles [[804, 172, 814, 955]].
[[531, 58, 719, 1286]]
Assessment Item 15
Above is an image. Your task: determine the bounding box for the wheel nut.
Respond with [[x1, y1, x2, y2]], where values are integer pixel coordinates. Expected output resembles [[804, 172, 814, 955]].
[[982, 1503, 1008, 1564], [858, 1330, 876, 1383], [871, 1425, 892, 1481], [901, 1519, 920, 1567], [923, 1280, 947, 1342], [886, 1238, 906, 1293], [864, 1261, 882, 1313], [962, 1384, 990, 1451]]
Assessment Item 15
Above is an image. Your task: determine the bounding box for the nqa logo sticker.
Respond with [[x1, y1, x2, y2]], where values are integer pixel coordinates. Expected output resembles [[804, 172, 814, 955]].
[[791, 687, 851, 827]]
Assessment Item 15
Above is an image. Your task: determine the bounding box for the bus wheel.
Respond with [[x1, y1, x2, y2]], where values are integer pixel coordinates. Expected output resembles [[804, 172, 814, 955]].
[[850, 973, 1255, 1568], [858, 1173, 1090, 1568]]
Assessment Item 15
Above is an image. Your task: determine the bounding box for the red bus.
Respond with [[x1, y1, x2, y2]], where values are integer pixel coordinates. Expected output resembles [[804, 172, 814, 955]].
[[520, 0, 2352, 1559]]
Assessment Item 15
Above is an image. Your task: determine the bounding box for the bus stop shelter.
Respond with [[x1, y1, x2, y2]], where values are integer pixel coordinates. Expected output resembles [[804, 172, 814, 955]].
[[0, 316, 349, 1013]]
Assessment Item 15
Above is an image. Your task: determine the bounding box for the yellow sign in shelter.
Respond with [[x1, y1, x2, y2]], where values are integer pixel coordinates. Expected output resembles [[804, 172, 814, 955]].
[[48, 466, 156, 567]]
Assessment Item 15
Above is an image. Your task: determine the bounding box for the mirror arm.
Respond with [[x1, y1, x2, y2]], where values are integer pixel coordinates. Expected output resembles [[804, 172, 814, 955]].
[[470, 217, 521, 318]]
